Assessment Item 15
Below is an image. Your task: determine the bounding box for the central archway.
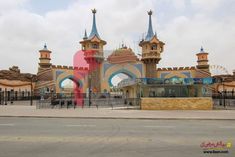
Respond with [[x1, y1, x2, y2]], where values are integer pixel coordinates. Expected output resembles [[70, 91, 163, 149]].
[[111, 73, 129, 87], [108, 69, 136, 87], [102, 63, 143, 92]]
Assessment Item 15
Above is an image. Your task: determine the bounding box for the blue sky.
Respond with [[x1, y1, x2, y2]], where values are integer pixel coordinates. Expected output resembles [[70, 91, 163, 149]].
[[28, 0, 76, 14], [0, 0, 234, 74]]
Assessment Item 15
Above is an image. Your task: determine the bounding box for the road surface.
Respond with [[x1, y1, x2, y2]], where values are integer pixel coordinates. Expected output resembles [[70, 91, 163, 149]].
[[0, 117, 234, 157]]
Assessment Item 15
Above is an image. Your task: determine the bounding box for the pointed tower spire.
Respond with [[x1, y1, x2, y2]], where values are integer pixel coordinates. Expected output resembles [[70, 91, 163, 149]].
[[145, 10, 154, 41], [89, 8, 100, 39], [83, 29, 88, 40]]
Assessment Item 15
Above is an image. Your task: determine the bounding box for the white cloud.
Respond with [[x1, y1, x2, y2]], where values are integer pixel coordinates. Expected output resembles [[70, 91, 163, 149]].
[[159, 11, 235, 73], [0, 0, 29, 14], [0, 0, 234, 74], [172, 0, 186, 9], [191, 0, 222, 11]]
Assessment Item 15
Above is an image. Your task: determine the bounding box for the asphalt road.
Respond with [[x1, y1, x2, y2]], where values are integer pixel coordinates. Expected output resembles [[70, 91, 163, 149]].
[[0, 117, 234, 157]]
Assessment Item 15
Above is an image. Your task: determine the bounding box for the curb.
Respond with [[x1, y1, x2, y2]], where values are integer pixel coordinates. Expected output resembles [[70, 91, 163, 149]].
[[0, 115, 235, 120]]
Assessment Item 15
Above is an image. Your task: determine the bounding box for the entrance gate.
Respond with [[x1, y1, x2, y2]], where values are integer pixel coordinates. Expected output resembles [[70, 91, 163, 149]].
[[36, 92, 140, 109]]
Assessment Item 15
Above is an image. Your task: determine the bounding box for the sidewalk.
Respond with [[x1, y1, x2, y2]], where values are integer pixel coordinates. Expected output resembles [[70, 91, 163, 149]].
[[0, 105, 235, 120]]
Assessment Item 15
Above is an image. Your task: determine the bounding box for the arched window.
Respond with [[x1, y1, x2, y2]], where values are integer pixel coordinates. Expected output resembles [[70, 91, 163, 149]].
[[151, 44, 157, 50], [92, 43, 99, 49]]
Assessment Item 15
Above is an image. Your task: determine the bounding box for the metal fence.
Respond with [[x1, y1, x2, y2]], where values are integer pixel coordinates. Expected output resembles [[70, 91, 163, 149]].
[[36, 98, 140, 109], [212, 91, 235, 109], [0, 91, 140, 109], [0, 91, 39, 106], [36, 92, 140, 109]]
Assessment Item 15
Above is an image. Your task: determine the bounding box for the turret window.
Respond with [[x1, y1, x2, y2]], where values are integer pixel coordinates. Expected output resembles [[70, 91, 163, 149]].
[[151, 44, 157, 50], [92, 43, 99, 49]]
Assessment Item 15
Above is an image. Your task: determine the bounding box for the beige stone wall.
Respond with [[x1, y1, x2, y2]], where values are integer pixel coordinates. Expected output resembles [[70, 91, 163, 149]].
[[0, 79, 33, 92], [141, 97, 213, 110]]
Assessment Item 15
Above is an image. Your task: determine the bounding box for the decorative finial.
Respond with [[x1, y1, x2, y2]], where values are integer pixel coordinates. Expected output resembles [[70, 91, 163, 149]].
[[148, 10, 152, 16], [200, 46, 204, 52], [121, 43, 124, 48], [44, 43, 47, 49], [92, 8, 97, 14], [121, 40, 124, 48]]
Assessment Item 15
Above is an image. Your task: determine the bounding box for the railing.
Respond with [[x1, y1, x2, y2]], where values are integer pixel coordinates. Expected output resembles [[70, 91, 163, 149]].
[[0, 91, 41, 105], [142, 52, 160, 58], [212, 91, 235, 109], [36, 97, 140, 109], [34, 92, 140, 109]]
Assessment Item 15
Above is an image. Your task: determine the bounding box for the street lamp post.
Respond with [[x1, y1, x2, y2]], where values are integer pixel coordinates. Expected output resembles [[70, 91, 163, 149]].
[[51, 88, 54, 106], [138, 78, 142, 108], [30, 75, 33, 106], [10, 89, 13, 104], [4, 88, 7, 105], [232, 89, 234, 99], [88, 74, 91, 107], [221, 77, 226, 108]]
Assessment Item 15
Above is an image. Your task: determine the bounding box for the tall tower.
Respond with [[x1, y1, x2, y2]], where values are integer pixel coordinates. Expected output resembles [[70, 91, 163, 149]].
[[38, 44, 52, 70], [196, 47, 209, 71], [139, 10, 165, 78], [80, 9, 106, 93]]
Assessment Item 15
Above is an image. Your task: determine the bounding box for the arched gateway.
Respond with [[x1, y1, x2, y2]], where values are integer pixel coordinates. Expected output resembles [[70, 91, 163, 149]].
[[35, 9, 210, 98], [35, 9, 145, 94]]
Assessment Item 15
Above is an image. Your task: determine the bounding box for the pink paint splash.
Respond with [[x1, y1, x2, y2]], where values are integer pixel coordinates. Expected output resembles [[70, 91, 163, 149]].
[[73, 49, 99, 107]]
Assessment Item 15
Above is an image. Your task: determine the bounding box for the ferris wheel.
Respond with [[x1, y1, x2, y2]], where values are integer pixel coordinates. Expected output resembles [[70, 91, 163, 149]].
[[210, 65, 229, 76]]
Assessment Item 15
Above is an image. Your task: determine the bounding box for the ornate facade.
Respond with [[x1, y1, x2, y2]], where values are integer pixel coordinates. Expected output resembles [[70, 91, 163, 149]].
[[34, 9, 211, 95]]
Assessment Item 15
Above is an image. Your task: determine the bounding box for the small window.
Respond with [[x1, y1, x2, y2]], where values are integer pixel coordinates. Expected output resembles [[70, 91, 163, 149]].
[[92, 44, 99, 49], [151, 44, 157, 50]]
